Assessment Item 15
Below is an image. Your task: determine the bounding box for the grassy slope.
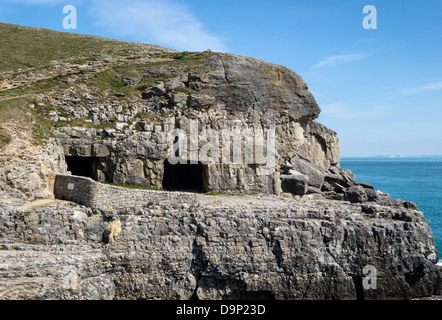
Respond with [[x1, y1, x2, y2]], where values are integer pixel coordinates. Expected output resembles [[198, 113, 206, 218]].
[[0, 22, 166, 74], [0, 23, 174, 148], [0, 23, 214, 149]]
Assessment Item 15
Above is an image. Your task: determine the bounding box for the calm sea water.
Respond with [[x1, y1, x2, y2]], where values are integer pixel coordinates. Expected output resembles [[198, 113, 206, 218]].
[[340, 157, 442, 264]]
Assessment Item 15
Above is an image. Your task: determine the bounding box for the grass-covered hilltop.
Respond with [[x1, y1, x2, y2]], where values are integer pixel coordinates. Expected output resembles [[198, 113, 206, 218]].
[[0, 23, 440, 301], [0, 22, 179, 147]]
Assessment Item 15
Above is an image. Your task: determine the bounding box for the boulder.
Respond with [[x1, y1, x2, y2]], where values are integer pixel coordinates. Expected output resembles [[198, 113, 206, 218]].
[[166, 79, 185, 92], [345, 185, 368, 203], [171, 92, 188, 106], [324, 173, 349, 188], [340, 169, 356, 184], [290, 155, 325, 188], [323, 191, 346, 201], [280, 171, 309, 195], [141, 81, 166, 99], [188, 94, 216, 109], [403, 201, 418, 210], [366, 188, 379, 202], [307, 186, 323, 195], [114, 123, 126, 131], [120, 75, 142, 87]]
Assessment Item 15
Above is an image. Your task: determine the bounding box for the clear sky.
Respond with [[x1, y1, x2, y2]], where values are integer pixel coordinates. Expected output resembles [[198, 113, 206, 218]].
[[1, 0, 442, 157]]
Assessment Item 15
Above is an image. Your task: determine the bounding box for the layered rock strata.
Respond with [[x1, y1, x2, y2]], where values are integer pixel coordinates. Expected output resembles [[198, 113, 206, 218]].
[[0, 193, 440, 300]]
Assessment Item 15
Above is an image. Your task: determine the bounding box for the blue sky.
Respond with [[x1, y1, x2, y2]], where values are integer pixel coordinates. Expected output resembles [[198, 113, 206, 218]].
[[1, 0, 442, 157]]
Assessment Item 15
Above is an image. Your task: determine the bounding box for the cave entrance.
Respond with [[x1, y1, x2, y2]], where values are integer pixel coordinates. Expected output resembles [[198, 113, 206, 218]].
[[65, 156, 111, 182], [162, 160, 205, 193], [66, 156, 95, 179]]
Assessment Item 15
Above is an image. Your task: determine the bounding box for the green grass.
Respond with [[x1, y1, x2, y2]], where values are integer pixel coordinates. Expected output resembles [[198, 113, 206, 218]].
[[203, 192, 225, 196], [88, 65, 179, 97], [172, 51, 212, 65], [0, 96, 60, 147], [0, 23, 219, 144], [90, 68, 134, 96], [173, 52, 190, 60], [32, 110, 54, 144], [0, 129, 10, 146], [173, 86, 201, 95], [0, 97, 27, 147], [134, 122, 143, 132], [0, 97, 24, 119], [0, 23, 165, 74]]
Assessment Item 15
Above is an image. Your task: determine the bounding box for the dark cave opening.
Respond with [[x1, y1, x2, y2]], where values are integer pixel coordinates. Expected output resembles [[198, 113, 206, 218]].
[[65, 156, 97, 180], [162, 160, 205, 193]]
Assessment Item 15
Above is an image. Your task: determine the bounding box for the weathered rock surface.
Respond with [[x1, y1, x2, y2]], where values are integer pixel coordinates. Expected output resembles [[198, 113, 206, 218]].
[[345, 185, 369, 204], [192, 54, 321, 122], [289, 155, 326, 189], [44, 52, 340, 195], [0, 194, 440, 300], [280, 171, 309, 195], [0, 134, 67, 199]]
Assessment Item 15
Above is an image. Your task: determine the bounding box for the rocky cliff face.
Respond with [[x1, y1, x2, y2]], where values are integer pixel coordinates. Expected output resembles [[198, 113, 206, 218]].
[[0, 24, 440, 300], [44, 51, 340, 195], [0, 193, 440, 300]]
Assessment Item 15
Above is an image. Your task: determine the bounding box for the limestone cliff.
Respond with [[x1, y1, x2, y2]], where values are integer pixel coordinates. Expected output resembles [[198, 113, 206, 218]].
[[0, 23, 440, 300], [49, 51, 339, 195], [0, 192, 440, 300]]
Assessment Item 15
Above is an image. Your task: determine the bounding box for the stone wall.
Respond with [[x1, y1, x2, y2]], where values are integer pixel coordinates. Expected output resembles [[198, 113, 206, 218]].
[[54, 175, 97, 208], [54, 174, 198, 213]]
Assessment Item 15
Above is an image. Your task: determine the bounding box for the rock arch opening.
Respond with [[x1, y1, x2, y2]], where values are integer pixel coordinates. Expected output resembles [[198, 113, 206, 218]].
[[162, 160, 205, 193]]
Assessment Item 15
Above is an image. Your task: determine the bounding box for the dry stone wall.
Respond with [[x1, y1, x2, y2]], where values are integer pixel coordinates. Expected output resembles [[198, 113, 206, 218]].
[[54, 175, 96, 208], [54, 174, 198, 213]]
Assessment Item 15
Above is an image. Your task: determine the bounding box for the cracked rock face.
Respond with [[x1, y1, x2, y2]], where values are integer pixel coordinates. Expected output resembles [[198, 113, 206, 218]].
[[0, 195, 440, 300], [193, 54, 321, 123], [50, 53, 340, 195]]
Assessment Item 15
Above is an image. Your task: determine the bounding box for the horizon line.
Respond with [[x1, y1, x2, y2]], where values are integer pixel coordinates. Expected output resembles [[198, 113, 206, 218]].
[[341, 155, 442, 159]]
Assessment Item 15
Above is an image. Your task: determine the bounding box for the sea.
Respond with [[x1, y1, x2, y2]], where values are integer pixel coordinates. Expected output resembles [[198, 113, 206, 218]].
[[340, 157, 442, 266]]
